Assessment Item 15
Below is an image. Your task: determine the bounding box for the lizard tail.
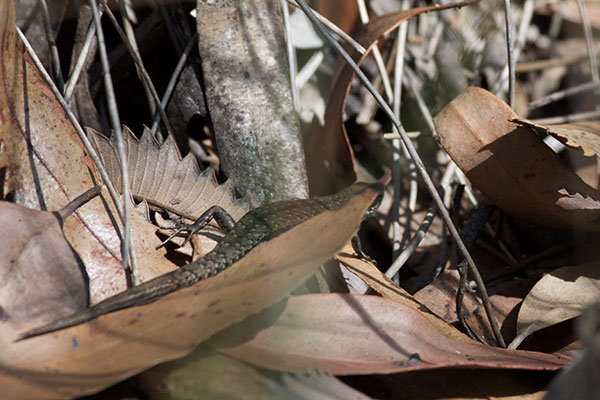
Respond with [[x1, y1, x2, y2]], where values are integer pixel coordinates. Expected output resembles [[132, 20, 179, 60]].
[[17, 274, 182, 341]]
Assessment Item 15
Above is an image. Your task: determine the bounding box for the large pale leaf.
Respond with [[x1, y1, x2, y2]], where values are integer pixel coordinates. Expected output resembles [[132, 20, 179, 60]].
[[516, 263, 600, 339], [434, 87, 600, 231], [3, 181, 381, 399], [306, 1, 476, 195], [88, 127, 249, 221], [210, 294, 569, 375]]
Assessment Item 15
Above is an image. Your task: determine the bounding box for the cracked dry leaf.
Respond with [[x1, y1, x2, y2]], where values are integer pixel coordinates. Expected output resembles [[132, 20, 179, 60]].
[[87, 126, 249, 221], [512, 118, 600, 158], [434, 87, 600, 231]]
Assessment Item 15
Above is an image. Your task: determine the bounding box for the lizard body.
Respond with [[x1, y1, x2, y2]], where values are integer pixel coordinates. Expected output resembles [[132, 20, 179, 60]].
[[19, 181, 382, 340]]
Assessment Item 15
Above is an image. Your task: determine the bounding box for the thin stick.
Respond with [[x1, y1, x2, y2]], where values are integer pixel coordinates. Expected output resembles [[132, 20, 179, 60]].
[[101, 0, 172, 140], [280, 0, 299, 111], [16, 27, 123, 218], [89, 0, 138, 286], [64, 10, 98, 103], [295, 0, 506, 347], [288, 0, 366, 55], [151, 33, 197, 135], [531, 110, 600, 125], [356, 0, 393, 101], [502, 0, 515, 107], [36, 0, 65, 91], [575, 0, 600, 188], [385, 160, 456, 279], [296, 51, 324, 88], [529, 81, 600, 110], [118, 0, 156, 121], [391, 0, 412, 278]]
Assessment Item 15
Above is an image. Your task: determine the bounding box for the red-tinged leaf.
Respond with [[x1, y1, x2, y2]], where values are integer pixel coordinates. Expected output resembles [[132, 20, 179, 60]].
[[306, 1, 478, 195], [210, 294, 570, 375], [0, 0, 176, 305], [433, 87, 600, 231]]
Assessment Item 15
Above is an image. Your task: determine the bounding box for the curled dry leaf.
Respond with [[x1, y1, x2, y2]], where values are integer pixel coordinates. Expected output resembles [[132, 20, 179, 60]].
[[434, 87, 600, 231], [87, 127, 250, 221], [0, 202, 87, 324], [512, 118, 600, 158], [210, 294, 569, 375], [516, 263, 600, 341], [306, 1, 477, 195], [2, 178, 380, 399]]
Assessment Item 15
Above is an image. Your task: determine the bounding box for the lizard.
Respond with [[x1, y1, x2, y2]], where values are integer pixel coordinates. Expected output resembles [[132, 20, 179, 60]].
[[18, 180, 384, 340]]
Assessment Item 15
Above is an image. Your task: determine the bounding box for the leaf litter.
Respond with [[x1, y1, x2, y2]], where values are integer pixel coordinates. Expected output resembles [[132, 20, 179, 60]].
[[4, 0, 600, 399]]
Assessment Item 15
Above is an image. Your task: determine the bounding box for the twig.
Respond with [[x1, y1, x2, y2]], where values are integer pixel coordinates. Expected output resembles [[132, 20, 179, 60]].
[[391, 0, 412, 280], [529, 81, 600, 110], [296, 51, 324, 88], [294, 0, 506, 347], [356, 0, 393, 101], [280, 0, 299, 111], [151, 33, 198, 135], [575, 0, 600, 188], [288, 0, 366, 55], [101, 0, 172, 140], [64, 9, 98, 103], [36, 0, 64, 91], [531, 110, 600, 125], [16, 27, 123, 218], [118, 0, 156, 122], [89, 0, 138, 286], [502, 0, 515, 108]]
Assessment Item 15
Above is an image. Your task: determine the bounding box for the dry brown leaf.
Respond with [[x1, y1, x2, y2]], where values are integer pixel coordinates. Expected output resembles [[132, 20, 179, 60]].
[[336, 245, 474, 344], [1, 181, 381, 399], [512, 118, 600, 158], [434, 87, 600, 231], [211, 294, 569, 375], [516, 263, 600, 341], [87, 127, 249, 221], [0, 202, 87, 324], [306, 1, 476, 196]]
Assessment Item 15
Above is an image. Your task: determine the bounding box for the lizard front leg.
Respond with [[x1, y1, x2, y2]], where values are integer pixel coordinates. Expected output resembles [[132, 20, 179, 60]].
[[156, 206, 236, 249]]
